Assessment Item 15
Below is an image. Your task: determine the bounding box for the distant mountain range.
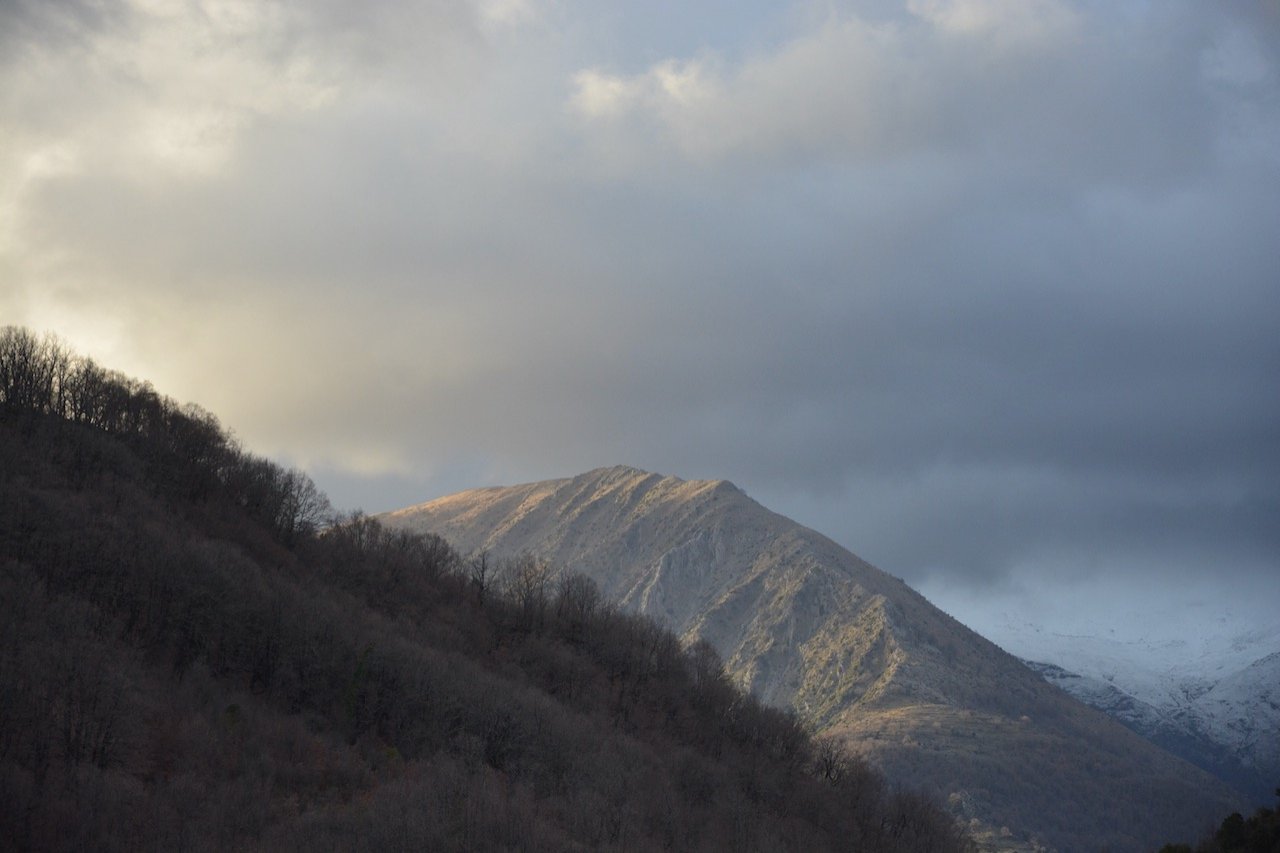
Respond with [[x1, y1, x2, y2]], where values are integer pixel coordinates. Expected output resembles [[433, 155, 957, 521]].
[[1010, 622, 1280, 805], [382, 465, 1248, 853]]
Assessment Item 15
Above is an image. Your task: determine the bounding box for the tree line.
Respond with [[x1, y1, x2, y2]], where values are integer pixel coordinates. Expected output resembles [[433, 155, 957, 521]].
[[1159, 789, 1280, 853], [1, 326, 329, 542]]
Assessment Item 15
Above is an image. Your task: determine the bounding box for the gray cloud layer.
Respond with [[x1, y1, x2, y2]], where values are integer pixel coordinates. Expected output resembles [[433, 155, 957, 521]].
[[3, 0, 1277, 610]]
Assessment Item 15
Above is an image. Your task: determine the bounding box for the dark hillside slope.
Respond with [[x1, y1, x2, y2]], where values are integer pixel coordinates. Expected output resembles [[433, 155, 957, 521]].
[[0, 327, 969, 852]]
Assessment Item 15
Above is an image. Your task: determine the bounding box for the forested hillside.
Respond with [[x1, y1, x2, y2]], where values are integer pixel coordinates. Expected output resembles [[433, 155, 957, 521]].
[[0, 327, 971, 852]]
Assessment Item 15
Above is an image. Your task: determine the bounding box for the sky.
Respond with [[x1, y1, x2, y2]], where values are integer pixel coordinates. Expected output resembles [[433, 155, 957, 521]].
[[3, 0, 1278, 656]]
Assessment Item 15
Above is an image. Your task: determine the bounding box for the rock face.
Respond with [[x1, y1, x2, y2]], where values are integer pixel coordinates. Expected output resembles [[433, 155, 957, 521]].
[[382, 465, 1247, 852], [385, 466, 939, 721]]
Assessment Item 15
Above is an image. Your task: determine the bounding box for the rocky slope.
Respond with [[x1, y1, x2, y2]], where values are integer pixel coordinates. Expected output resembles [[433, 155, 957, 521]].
[[1023, 644, 1280, 805], [382, 465, 1248, 852]]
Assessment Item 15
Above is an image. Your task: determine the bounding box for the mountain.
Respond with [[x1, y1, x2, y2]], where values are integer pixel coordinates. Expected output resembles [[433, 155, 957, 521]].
[[1015, 624, 1280, 805], [383, 465, 1249, 853]]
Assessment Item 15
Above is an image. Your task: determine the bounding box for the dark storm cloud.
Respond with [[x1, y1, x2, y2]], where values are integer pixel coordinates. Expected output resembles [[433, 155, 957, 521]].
[[2, 0, 1276, 603]]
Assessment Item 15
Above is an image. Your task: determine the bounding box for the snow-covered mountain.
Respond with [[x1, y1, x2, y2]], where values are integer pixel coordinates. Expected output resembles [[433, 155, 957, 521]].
[[381, 465, 1248, 852], [1012, 624, 1280, 805]]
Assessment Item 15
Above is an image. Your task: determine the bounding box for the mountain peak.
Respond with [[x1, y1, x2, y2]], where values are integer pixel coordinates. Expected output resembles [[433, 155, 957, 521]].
[[379, 469, 1247, 851], [578, 464, 740, 493], [581, 464, 651, 479]]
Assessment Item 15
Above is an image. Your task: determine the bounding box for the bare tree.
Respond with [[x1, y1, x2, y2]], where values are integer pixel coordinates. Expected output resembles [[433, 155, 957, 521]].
[[468, 551, 492, 606], [0, 327, 59, 414], [815, 736, 848, 783], [502, 553, 552, 631], [278, 468, 332, 544], [554, 572, 600, 641]]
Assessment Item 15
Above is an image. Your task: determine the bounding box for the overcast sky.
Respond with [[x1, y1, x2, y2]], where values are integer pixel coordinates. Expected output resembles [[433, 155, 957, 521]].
[[3, 0, 1277, 649]]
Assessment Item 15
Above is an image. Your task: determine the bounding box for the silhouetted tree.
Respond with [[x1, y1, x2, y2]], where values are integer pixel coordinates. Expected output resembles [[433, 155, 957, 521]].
[[502, 553, 552, 632]]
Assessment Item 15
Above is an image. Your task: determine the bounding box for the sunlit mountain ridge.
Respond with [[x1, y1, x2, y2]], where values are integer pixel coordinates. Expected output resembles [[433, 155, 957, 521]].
[[383, 465, 1248, 853]]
